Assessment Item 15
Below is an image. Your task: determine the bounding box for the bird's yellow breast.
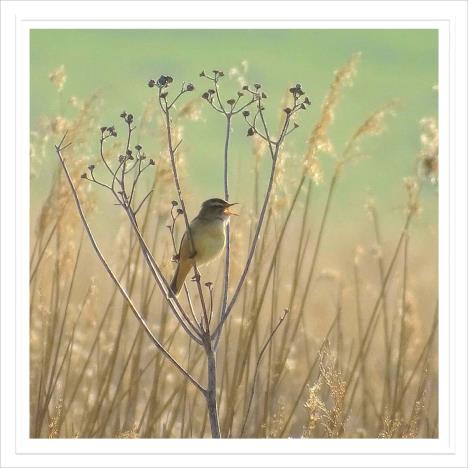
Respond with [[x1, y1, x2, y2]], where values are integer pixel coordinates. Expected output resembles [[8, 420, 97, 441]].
[[191, 218, 226, 265]]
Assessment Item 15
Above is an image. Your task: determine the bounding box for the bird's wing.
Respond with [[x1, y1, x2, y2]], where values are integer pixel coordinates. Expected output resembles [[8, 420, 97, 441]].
[[178, 230, 189, 258], [178, 225, 198, 260]]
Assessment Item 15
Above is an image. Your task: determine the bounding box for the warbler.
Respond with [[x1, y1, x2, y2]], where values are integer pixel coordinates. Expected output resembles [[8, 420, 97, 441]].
[[170, 198, 238, 295]]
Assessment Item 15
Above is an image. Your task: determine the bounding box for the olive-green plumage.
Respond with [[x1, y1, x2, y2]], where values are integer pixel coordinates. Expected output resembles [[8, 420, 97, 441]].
[[170, 198, 238, 295]]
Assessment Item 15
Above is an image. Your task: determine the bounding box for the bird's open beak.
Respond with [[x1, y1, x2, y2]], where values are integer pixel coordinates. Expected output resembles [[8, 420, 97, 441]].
[[224, 202, 239, 216]]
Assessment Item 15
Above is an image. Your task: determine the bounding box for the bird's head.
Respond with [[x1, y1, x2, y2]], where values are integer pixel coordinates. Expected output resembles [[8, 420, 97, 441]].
[[199, 198, 239, 221]]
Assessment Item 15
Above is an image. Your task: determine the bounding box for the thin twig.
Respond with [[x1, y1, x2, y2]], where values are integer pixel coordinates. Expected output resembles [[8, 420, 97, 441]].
[[55, 142, 206, 395], [134, 190, 154, 216], [220, 113, 232, 326], [240, 309, 289, 436], [158, 90, 210, 330], [213, 101, 294, 344]]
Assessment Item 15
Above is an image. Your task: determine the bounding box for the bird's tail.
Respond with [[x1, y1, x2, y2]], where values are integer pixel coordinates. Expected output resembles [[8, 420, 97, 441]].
[[170, 259, 192, 296]]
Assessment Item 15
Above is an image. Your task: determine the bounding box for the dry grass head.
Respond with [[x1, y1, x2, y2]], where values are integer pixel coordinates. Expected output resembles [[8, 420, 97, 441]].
[[341, 99, 398, 164], [303, 345, 347, 438], [49, 64, 67, 93], [403, 176, 421, 215], [378, 408, 403, 438], [303, 53, 361, 183], [252, 134, 268, 164]]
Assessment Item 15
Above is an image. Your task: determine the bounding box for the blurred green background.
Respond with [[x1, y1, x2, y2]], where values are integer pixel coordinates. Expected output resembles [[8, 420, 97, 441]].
[[30, 29, 438, 225]]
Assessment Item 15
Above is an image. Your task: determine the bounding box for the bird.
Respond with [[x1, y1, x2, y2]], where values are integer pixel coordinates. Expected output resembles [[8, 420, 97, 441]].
[[170, 198, 238, 295]]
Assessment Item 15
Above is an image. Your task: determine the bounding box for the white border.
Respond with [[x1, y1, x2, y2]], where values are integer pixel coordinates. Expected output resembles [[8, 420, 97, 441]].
[[1, 1, 466, 467]]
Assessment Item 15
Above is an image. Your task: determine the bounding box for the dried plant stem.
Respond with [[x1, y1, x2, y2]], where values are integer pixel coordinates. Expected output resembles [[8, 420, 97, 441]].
[[369, 205, 392, 410], [299, 169, 339, 311], [98, 134, 203, 345], [54, 142, 205, 395], [43, 231, 84, 414], [226, 179, 303, 405], [392, 234, 410, 418], [206, 347, 221, 438], [344, 210, 415, 420], [278, 314, 338, 437], [159, 94, 209, 326], [271, 170, 336, 390], [221, 114, 232, 326], [353, 259, 369, 428], [124, 207, 203, 343], [214, 106, 291, 343], [395, 306, 437, 411], [30, 221, 58, 282], [158, 93, 220, 437], [240, 310, 289, 436]]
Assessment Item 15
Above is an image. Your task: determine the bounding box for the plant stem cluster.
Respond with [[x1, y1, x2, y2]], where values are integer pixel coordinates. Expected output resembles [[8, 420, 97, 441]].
[[56, 70, 309, 438]]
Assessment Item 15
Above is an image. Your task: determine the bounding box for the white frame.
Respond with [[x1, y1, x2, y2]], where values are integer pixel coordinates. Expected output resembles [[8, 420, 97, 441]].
[[1, 1, 466, 467]]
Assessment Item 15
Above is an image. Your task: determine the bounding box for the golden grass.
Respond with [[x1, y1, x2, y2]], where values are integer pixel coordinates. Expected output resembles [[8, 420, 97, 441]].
[[29, 60, 438, 438]]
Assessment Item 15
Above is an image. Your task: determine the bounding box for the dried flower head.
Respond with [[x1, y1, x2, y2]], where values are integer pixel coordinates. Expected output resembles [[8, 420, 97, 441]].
[[49, 65, 67, 92]]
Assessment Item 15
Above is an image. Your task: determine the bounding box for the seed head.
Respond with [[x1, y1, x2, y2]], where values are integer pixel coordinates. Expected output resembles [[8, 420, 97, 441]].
[[156, 75, 171, 87]]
